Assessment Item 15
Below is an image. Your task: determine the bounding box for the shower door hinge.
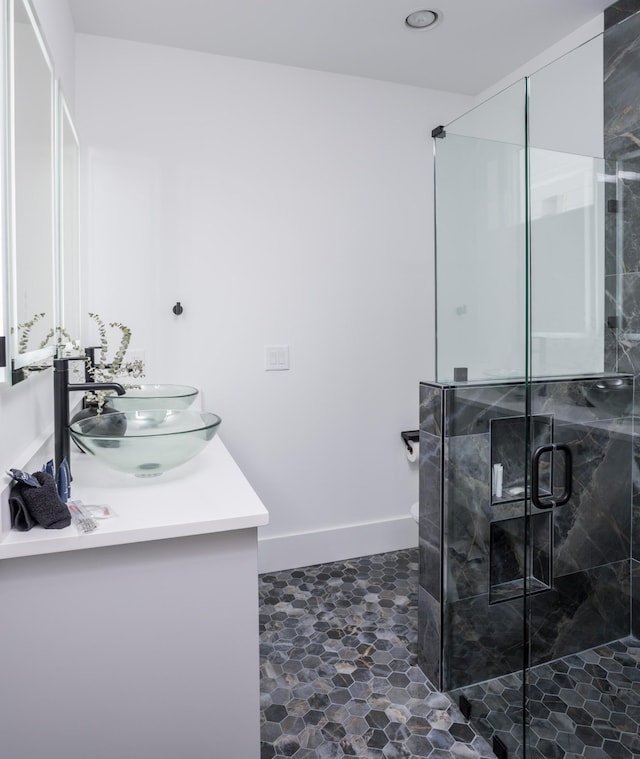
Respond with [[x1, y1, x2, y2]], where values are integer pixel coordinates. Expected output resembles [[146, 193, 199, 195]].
[[432, 125, 446, 139], [607, 198, 619, 213], [459, 694, 472, 720], [492, 735, 508, 759]]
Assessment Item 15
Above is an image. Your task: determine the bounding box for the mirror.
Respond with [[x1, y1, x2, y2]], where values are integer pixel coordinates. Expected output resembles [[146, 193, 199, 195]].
[[6, 0, 56, 382], [58, 87, 80, 346]]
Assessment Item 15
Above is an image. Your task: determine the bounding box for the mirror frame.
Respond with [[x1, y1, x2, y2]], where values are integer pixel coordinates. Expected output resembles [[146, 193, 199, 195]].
[[4, 0, 56, 384], [57, 84, 80, 351]]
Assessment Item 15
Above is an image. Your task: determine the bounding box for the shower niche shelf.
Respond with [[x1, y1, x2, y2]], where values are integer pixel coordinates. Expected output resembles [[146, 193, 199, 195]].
[[488, 414, 554, 604], [489, 512, 552, 605], [490, 415, 553, 505]]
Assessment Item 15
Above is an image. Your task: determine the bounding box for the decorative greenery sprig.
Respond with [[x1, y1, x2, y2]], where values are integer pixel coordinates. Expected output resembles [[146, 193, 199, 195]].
[[85, 313, 145, 411], [14, 315, 82, 378], [39, 326, 81, 354], [12, 311, 145, 403], [16, 312, 46, 354]]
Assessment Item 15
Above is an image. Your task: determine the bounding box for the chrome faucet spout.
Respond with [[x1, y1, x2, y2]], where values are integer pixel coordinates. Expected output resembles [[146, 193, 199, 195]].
[[53, 357, 126, 476]]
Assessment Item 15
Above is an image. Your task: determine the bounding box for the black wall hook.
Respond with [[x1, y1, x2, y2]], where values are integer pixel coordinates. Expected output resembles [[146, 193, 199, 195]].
[[172, 302, 184, 316]]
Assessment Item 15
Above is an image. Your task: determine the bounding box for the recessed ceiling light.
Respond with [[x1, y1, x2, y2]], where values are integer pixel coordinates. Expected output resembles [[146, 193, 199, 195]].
[[405, 9, 441, 30]]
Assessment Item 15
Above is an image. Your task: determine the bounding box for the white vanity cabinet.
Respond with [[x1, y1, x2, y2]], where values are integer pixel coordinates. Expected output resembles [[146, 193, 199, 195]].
[[0, 438, 268, 759]]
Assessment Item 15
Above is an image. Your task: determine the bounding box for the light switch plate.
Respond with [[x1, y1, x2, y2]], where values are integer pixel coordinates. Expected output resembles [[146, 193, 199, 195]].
[[265, 345, 289, 371]]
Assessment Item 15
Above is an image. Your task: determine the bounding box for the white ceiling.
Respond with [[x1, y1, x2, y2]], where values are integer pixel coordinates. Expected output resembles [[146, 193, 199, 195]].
[[67, 0, 613, 95]]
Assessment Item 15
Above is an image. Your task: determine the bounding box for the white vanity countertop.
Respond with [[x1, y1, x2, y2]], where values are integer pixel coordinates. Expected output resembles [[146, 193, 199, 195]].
[[0, 436, 269, 560]]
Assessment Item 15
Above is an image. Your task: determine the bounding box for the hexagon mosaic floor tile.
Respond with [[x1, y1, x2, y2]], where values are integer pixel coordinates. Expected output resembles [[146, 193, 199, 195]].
[[259, 549, 494, 758], [259, 548, 640, 758], [452, 637, 640, 759]]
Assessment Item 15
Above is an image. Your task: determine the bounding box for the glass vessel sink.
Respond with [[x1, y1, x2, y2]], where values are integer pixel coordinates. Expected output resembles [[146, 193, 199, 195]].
[[70, 409, 221, 477], [105, 384, 199, 412]]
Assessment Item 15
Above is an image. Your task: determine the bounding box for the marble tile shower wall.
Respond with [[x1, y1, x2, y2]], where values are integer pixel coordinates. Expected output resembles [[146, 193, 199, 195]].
[[604, 4, 640, 638], [419, 377, 633, 692], [418, 383, 443, 690]]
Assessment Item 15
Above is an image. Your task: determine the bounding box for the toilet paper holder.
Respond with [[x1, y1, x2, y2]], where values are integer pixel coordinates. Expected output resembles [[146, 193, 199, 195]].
[[401, 430, 419, 455]]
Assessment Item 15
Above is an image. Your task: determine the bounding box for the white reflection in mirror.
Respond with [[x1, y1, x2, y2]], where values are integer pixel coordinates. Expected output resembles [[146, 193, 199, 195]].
[[59, 91, 80, 345], [10, 0, 55, 375]]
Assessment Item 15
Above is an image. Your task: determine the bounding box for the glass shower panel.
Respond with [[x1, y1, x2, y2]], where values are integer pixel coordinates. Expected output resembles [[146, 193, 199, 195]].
[[435, 80, 528, 383], [528, 35, 605, 378], [432, 79, 531, 759]]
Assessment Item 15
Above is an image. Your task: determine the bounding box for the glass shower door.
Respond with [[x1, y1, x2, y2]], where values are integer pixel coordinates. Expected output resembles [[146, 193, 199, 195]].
[[525, 30, 636, 759]]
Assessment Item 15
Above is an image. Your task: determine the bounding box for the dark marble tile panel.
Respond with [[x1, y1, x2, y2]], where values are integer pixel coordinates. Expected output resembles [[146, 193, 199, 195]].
[[604, 10, 640, 158], [632, 428, 640, 562], [605, 160, 619, 279], [605, 273, 619, 347], [633, 559, 640, 636], [418, 431, 441, 583], [444, 433, 491, 601], [444, 592, 525, 689], [531, 513, 553, 586], [418, 585, 441, 690], [419, 383, 442, 437], [419, 533, 440, 602], [531, 377, 634, 422], [446, 562, 630, 692], [445, 384, 527, 437], [605, 2, 640, 29], [552, 422, 632, 576], [615, 160, 640, 274], [615, 336, 640, 379], [620, 272, 640, 333], [529, 561, 631, 665], [440, 377, 633, 435]]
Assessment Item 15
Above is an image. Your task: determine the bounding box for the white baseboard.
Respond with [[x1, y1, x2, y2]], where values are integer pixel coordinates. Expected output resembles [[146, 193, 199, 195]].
[[258, 516, 418, 574]]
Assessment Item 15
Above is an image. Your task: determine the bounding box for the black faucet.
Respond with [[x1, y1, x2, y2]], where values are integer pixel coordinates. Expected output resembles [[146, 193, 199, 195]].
[[53, 357, 126, 475]]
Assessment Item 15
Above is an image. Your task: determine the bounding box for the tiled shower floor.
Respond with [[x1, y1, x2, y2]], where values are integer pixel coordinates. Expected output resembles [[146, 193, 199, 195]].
[[452, 637, 640, 759], [259, 548, 640, 758]]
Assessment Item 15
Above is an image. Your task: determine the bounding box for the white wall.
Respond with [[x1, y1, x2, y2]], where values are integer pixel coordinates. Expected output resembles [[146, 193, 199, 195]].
[[475, 16, 604, 106], [0, 0, 75, 476], [31, 0, 76, 107], [75, 35, 471, 571]]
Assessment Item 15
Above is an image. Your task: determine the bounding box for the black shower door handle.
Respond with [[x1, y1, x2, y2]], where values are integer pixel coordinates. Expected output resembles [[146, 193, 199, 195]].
[[531, 443, 572, 509]]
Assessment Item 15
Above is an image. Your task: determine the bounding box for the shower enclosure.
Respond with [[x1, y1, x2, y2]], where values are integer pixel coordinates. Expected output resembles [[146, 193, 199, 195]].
[[419, 17, 640, 759]]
